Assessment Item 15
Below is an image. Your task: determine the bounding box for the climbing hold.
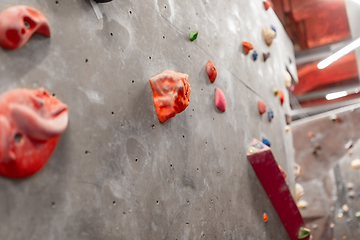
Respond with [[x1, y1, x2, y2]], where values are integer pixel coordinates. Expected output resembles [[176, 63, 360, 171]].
[[215, 88, 226, 112], [346, 182, 354, 189], [248, 147, 258, 154], [271, 25, 277, 37], [243, 41, 254, 55], [344, 140, 354, 150], [0, 88, 68, 178], [189, 31, 198, 41], [262, 137, 270, 147], [285, 113, 292, 125], [279, 91, 284, 105], [150, 70, 191, 123], [94, 0, 113, 2], [350, 159, 360, 170], [263, 1, 271, 10], [337, 212, 344, 218], [295, 183, 304, 201], [253, 50, 258, 61], [263, 213, 268, 222], [285, 71, 292, 88], [274, 89, 280, 96], [285, 126, 290, 132], [263, 52, 270, 61], [342, 204, 349, 212], [0, 6, 50, 50], [258, 100, 266, 115], [268, 109, 274, 122], [262, 28, 275, 46], [329, 114, 338, 121], [279, 165, 287, 179], [298, 227, 310, 239], [297, 200, 308, 209], [308, 132, 313, 138], [206, 61, 217, 83], [356, 212, 360, 219], [294, 163, 301, 179], [348, 191, 356, 199]]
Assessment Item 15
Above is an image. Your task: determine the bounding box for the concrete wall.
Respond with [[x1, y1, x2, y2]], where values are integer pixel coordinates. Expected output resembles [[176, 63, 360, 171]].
[[0, 0, 297, 239]]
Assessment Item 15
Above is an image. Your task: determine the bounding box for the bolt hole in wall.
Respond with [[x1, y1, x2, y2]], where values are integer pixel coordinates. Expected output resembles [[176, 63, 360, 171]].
[[135, 158, 138, 162], [111, 111, 114, 115], [129, 10, 132, 14], [113, 201, 116, 205], [85, 150, 89, 154], [110, 32, 113, 36], [148, 56, 151, 59], [85, 59, 88, 63], [14, 133, 22, 143], [51, 202, 55, 208], [55, 1, 59, 5]]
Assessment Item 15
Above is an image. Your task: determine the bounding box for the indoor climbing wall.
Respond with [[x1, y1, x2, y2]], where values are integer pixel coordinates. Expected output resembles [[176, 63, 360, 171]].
[[0, 0, 298, 239]]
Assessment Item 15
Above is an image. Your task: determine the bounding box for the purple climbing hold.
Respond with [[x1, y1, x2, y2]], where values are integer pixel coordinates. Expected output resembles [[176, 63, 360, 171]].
[[263, 52, 270, 62]]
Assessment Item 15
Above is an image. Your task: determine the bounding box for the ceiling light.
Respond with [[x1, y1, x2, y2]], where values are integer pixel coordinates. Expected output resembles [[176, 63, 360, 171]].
[[326, 91, 348, 100], [317, 38, 360, 69]]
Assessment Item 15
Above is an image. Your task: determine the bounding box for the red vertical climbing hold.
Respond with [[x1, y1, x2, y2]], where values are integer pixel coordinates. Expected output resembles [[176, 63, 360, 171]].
[[0, 6, 50, 50], [206, 61, 217, 83], [279, 91, 284, 105]]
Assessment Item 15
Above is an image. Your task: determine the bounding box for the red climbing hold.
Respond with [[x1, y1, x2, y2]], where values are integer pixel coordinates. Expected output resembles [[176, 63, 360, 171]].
[[243, 41, 254, 55], [263, 213, 268, 222], [150, 70, 191, 123], [0, 6, 50, 50], [263, 1, 271, 10], [206, 61, 217, 83], [0, 88, 68, 178], [215, 88, 226, 112], [279, 91, 284, 105], [258, 100, 266, 115]]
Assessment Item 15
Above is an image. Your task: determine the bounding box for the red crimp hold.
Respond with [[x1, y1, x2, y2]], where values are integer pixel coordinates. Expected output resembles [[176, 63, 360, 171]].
[[0, 88, 68, 178], [258, 100, 266, 115], [150, 70, 191, 123], [243, 41, 254, 55], [206, 60, 217, 83], [0, 5, 50, 50], [215, 88, 226, 112], [247, 139, 309, 240], [279, 91, 284, 105]]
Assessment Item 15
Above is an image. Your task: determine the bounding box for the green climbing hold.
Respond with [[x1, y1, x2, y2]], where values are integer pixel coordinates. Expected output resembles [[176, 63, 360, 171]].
[[189, 31, 198, 41], [356, 211, 360, 219], [298, 227, 310, 239], [248, 147, 258, 154]]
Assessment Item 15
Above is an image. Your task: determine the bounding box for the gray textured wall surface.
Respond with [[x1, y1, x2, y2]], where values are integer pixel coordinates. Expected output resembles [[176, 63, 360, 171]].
[[0, 0, 297, 239]]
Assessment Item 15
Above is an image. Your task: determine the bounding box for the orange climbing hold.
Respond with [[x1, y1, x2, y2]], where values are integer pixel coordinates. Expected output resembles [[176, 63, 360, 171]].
[[263, 213, 268, 222], [206, 61, 217, 83], [279, 91, 284, 105], [0, 88, 68, 178], [0, 6, 50, 50], [263, 1, 271, 10], [243, 41, 254, 55], [150, 70, 191, 123], [258, 100, 266, 115]]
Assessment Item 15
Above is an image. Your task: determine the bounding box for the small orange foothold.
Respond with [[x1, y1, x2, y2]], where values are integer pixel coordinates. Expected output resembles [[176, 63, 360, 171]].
[[258, 100, 266, 115], [243, 42, 254, 55], [308, 132, 313, 138], [263, 213, 268, 222], [263, 1, 271, 10], [206, 61, 217, 83], [150, 70, 190, 123], [279, 91, 284, 105]]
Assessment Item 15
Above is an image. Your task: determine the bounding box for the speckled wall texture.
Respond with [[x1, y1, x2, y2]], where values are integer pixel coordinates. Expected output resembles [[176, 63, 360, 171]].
[[0, 0, 297, 239]]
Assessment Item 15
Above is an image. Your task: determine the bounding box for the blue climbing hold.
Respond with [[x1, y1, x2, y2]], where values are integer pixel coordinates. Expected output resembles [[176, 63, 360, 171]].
[[262, 138, 271, 147], [253, 142, 264, 149], [268, 109, 274, 122], [271, 25, 276, 37], [253, 50, 258, 61]]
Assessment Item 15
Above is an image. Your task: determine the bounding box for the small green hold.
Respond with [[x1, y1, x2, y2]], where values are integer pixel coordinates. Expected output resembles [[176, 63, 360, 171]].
[[356, 211, 360, 219], [189, 31, 198, 41], [248, 147, 258, 154], [298, 227, 310, 239]]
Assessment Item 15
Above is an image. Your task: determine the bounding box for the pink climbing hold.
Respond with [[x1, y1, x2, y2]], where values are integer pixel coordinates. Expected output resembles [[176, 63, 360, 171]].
[[215, 88, 226, 112], [258, 100, 266, 115]]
